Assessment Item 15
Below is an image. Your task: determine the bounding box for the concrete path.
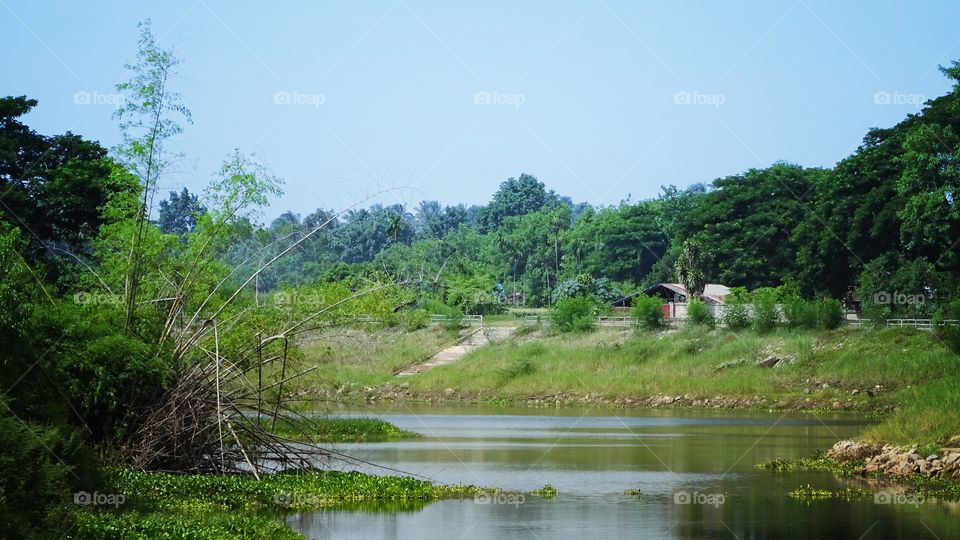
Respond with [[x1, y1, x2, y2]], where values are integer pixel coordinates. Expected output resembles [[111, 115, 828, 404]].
[[395, 325, 517, 376]]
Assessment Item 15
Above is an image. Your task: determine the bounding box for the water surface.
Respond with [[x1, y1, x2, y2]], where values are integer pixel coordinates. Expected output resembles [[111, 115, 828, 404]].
[[286, 405, 958, 539]]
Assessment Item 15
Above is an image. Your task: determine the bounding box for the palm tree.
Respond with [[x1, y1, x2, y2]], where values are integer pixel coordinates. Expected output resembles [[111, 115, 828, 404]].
[[675, 238, 708, 300]]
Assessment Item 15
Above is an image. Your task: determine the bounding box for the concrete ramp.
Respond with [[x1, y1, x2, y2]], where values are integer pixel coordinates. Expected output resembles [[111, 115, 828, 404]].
[[395, 325, 516, 376]]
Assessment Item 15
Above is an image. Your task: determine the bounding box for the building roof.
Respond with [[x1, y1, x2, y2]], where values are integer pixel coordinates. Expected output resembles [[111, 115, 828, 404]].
[[641, 283, 731, 304]]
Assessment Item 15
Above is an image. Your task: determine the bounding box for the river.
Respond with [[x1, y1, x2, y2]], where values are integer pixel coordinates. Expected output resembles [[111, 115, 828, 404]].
[[285, 405, 958, 539]]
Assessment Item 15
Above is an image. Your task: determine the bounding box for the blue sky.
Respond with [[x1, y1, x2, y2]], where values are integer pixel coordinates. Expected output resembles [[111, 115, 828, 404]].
[[3, 0, 959, 220]]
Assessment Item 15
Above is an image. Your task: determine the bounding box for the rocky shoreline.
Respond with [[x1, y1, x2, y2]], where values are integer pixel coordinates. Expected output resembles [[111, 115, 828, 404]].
[[827, 440, 960, 481], [309, 383, 893, 412]]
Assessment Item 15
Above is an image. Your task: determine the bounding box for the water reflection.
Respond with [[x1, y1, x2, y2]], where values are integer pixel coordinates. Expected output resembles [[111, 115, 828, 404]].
[[287, 406, 955, 539]]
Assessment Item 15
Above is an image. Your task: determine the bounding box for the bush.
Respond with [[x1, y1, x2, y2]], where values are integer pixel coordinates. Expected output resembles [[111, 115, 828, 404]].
[[783, 297, 843, 330], [551, 296, 597, 333], [721, 303, 751, 330], [686, 299, 714, 328], [631, 295, 665, 329], [0, 407, 98, 540], [815, 298, 844, 330], [935, 299, 960, 353], [751, 287, 780, 333], [783, 296, 818, 329], [401, 309, 429, 331]]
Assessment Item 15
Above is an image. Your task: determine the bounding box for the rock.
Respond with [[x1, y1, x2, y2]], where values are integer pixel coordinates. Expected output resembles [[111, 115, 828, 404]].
[[851, 389, 860, 396], [400, 382, 410, 389], [822, 382, 830, 390], [803, 388, 811, 394], [443, 388, 455, 397], [757, 356, 780, 368], [926, 454, 938, 461]]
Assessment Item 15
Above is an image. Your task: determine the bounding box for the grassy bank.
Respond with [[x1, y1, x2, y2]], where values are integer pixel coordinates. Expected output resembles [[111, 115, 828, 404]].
[[269, 416, 419, 442], [282, 325, 462, 394], [73, 469, 484, 539], [295, 324, 959, 447]]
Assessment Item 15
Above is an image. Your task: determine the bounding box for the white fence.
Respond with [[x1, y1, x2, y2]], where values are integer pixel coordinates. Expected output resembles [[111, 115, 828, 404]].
[[521, 313, 959, 332], [429, 314, 484, 328], [849, 318, 959, 330]]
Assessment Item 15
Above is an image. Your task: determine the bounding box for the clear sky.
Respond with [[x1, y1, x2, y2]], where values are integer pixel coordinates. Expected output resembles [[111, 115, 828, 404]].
[[3, 0, 960, 220]]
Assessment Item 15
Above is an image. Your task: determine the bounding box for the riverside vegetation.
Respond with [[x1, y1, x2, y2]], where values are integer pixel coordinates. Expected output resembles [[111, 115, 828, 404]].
[[3, 17, 960, 540]]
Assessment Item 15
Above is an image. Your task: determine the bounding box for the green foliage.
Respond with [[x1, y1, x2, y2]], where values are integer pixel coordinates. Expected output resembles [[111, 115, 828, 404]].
[[751, 287, 780, 333], [935, 299, 960, 353], [631, 294, 665, 329], [30, 302, 170, 444], [674, 238, 709, 299], [686, 299, 714, 328], [268, 416, 419, 442], [0, 405, 98, 540], [551, 274, 622, 304], [551, 296, 598, 332], [721, 303, 751, 330], [499, 357, 536, 381]]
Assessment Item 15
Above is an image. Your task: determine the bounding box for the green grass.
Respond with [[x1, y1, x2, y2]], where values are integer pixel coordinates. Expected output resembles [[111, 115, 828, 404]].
[[73, 468, 487, 539], [269, 416, 419, 442], [289, 323, 960, 448], [399, 326, 959, 446], [278, 324, 461, 396]]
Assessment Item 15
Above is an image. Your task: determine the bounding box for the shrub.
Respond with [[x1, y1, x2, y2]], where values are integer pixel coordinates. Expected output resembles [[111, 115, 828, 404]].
[[815, 298, 844, 330], [751, 287, 780, 333], [721, 303, 751, 330], [783, 296, 818, 329], [686, 299, 714, 328], [783, 297, 843, 330], [631, 295, 665, 329], [935, 299, 960, 353], [401, 309, 429, 331], [0, 407, 98, 540], [551, 296, 597, 332]]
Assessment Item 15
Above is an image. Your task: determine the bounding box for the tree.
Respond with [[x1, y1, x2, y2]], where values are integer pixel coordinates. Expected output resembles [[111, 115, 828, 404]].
[[675, 238, 708, 300], [113, 19, 192, 330], [476, 173, 559, 232], [157, 187, 206, 234], [0, 96, 125, 254]]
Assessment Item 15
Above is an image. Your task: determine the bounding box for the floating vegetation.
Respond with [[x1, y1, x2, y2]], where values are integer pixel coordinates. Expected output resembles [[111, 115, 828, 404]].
[[529, 484, 558, 498], [756, 456, 863, 476]]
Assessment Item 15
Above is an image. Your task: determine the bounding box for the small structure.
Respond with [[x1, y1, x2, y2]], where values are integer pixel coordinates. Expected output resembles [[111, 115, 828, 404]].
[[635, 283, 730, 319]]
